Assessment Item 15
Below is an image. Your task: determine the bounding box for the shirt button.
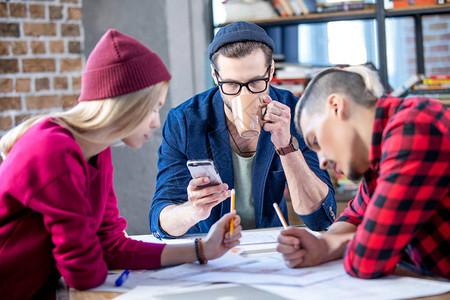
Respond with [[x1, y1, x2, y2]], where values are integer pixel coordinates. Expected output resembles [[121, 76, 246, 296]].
[[329, 206, 336, 220]]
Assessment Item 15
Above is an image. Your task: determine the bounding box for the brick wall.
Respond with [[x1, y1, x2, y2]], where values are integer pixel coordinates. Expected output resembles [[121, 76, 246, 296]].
[[404, 14, 450, 75], [0, 0, 83, 137], [423, 14, 450, 74]]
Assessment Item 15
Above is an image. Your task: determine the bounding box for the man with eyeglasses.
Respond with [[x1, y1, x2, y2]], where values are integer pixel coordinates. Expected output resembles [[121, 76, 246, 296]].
[[149, 21, 336, 238]]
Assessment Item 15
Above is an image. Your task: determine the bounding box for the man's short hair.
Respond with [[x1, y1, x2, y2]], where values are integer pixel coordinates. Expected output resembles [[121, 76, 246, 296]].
[[294, 66, 385, 134], [211, 41, 273, 71]]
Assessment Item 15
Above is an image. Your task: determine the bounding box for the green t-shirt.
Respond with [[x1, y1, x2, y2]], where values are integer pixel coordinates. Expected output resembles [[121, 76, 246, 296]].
[[231, 150, 256, 230]]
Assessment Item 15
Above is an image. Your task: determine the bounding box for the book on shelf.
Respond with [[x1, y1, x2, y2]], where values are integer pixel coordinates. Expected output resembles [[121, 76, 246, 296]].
[[422, 78, 450, 85], [413, 84, 450, 90], [390, 0, 439, 8], [288, 0, 304, 14], [272, 64, 307, 97], [271, 0, 316, 15], [412, 74, 450, 92], [296, 0, 317, 14], [271, 79, 306, 97], [275, 64, 309, 79], [316, 0, 365, 13], [214, 0, 278, 24], [274, 63, 331, 79], [410, 86, 450, 96], [401, 74, 450, 107], [295, 0, 308, 13], [428, 74, 450, 80], [279, 0, 296, 15], [271, 63, 330, 97], [271, 0, 291, 16], [390, 74, 425, 97]]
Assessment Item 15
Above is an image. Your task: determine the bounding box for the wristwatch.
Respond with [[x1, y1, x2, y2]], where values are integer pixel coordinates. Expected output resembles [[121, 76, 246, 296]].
[[275, 136, 299, 156]]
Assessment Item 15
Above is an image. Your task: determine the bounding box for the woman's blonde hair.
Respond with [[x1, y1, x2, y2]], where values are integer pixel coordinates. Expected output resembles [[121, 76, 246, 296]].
[[0, 81, 168, 159]]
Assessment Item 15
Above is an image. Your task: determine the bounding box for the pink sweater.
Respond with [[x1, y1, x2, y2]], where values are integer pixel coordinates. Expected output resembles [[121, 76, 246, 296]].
[[0, 119, 165, 299]]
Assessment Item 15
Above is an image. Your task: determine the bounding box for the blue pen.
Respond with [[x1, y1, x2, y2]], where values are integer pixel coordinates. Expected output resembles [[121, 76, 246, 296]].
[[115, 269, 130, 287]]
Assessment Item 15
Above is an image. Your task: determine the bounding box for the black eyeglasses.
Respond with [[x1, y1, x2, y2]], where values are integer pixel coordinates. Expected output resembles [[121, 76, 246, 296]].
[[214, 64, 271, 96]]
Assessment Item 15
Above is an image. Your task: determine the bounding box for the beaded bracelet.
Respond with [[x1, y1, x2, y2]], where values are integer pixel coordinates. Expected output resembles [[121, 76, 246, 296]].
[[194, 238, 208, 264]]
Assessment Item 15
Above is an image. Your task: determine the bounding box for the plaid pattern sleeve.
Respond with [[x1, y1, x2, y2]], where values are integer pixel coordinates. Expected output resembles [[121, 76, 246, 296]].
[[339, 96, 450, 279]]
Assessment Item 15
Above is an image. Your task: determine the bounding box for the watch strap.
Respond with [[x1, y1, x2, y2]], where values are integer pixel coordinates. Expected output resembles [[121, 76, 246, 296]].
[[275, 136, 298, 156]]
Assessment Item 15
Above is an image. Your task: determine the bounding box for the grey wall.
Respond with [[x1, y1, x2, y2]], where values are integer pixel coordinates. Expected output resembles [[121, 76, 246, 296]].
[[82, 0, 213, 234]]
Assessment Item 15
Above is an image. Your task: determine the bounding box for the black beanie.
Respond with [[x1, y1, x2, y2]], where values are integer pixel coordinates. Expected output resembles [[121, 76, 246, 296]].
[[207, 21, 275, 60]]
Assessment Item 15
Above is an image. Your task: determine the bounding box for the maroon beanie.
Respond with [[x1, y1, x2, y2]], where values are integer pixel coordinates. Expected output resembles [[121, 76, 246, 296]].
[[78, 29, 171, 101]]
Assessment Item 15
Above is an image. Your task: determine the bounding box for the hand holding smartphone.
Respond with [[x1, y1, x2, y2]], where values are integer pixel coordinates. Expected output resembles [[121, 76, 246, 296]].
[[187, 159, 222, 187]]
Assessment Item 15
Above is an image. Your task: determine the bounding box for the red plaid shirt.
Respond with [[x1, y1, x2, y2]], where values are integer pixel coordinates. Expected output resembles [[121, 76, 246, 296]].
[[337, 95, 450, 279]]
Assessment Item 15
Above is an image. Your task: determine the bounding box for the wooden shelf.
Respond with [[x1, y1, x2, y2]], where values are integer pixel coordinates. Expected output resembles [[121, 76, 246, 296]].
[[218, 8, 376, 27], [386, 4, 450, 17], [219, 8, 376, 27], [217, 4, 450, 27]]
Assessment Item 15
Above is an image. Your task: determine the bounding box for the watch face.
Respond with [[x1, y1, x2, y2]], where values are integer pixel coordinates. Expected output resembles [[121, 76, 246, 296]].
[[292, 136, 299, 151]]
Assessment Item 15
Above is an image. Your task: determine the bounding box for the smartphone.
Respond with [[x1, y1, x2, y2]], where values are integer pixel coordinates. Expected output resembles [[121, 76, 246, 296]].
[[187, 159, 223, 187]]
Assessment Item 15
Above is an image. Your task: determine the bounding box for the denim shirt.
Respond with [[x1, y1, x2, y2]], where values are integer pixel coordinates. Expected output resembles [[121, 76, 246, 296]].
[[149, 86, 336, 239]]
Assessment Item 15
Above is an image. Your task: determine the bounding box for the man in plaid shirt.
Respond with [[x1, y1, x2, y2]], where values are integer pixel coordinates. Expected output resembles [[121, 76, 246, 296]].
[[277, 66, 449, 279]]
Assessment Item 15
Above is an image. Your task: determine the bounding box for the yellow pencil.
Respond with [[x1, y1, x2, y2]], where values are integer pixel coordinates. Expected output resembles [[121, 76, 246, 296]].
[[273, 203, 288, 229], [230, 189, 235, 236]]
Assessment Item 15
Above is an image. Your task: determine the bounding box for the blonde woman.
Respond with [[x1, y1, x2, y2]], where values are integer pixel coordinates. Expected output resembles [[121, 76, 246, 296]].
[[0, 29, 241, 300]]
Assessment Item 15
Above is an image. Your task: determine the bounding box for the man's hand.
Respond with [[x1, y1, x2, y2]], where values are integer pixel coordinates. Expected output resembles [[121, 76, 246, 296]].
[[158, 177, 231, 237], [186, 176, 231, 222], [261, 95, 291, 148], [276, 227, 326, 268]]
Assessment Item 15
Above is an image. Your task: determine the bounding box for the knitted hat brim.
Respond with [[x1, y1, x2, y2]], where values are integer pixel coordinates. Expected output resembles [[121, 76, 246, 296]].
[[79, 52, 171, 101]]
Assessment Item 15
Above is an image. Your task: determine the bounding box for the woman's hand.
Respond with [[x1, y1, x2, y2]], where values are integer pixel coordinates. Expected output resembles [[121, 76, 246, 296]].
[[202, 211, 242, 261]]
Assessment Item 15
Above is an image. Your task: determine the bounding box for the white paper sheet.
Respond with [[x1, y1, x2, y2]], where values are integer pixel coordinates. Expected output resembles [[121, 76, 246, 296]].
[[232, 227, 321, 254], [185, 255, 346, 286], [146, 250, 250, 280], [110, 260, 450, 300], [239, 228, 280, 245], [239, 226, 320, 245], [89, 231, 450, 300], [112, 284, 289, 300], [148, 251, 345, 286], [253, 275, 450, 300]]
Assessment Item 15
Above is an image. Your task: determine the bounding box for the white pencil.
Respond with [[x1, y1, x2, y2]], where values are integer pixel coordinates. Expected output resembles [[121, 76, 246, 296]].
[[273, 203, 288, 229]]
